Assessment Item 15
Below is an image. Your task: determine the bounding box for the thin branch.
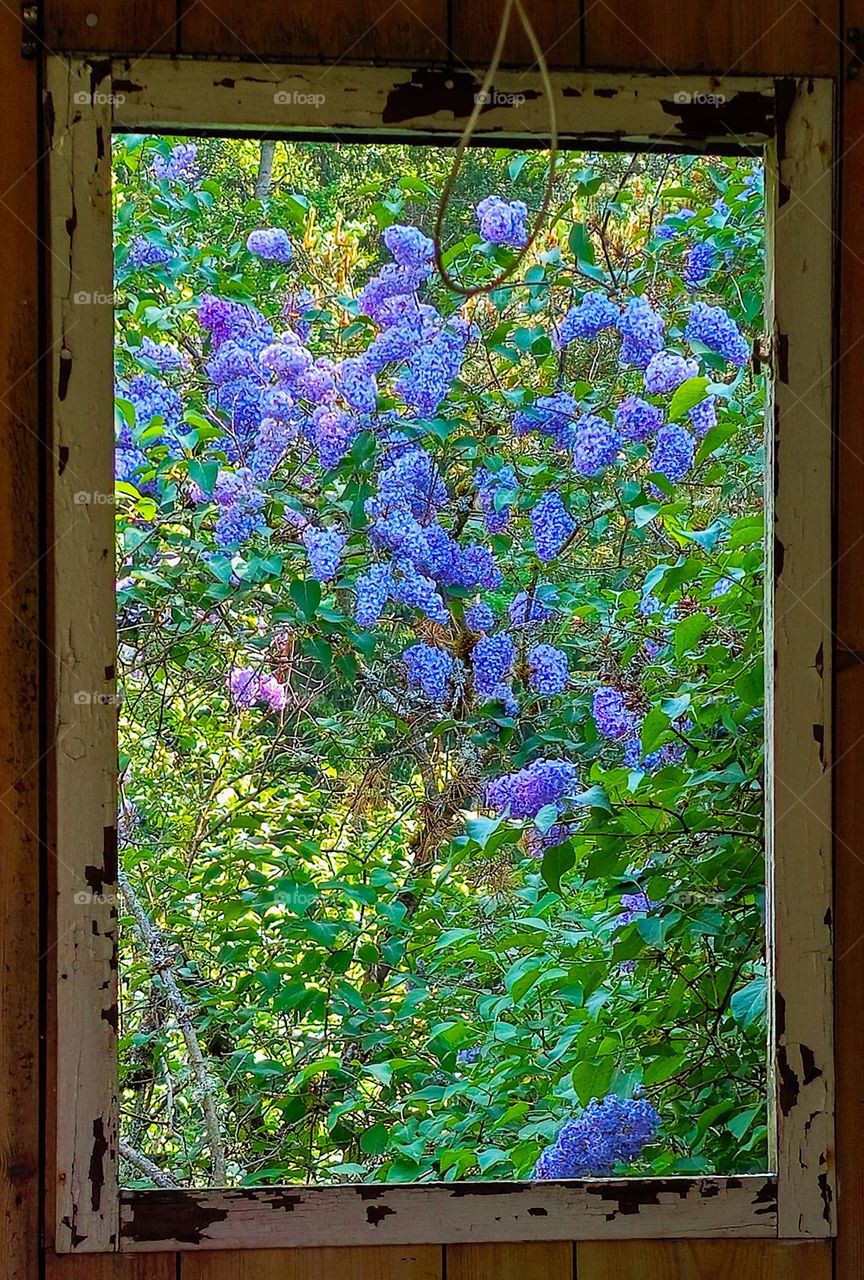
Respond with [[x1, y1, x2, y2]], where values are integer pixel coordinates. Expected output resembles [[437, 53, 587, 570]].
[[118, 866, 227, 1185], [119, 1139, 179, 1189]]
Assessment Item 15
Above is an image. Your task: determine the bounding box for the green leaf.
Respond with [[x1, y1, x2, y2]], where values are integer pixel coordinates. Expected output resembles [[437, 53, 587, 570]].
[[674, 612, 712, 659], [541, 842, 576, 895], [668, 376, 710, 422], [290, 578, 321, 621], [188, 459, 219, 494], [730, 976, 766, 1028]]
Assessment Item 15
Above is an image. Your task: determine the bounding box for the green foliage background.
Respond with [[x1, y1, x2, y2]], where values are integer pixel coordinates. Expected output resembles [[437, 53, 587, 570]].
[[114, 137, 767, 1186]]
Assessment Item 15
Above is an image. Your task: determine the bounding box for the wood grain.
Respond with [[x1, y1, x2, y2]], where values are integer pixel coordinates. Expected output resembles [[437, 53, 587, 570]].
[[0, 9, 41, 1280], [577, 1240, 832, 1279], [178, 0, 447, 63], [45, 1253, 177, 1280], [446, 1242, 573, 1280], [43, 2, 178, 52], [582, 1, 840, 75], [182, 1247, 442, 1280], [450, 0, 582, 69]]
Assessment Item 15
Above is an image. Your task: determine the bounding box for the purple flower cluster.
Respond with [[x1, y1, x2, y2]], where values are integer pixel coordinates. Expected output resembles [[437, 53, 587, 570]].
[[617, 296, 665, 368], [128, 237, 172, 269], [382, 224, 435, 269], [336, 357, 378, 413], [127, 373, 183, 435], [513, 391, 577, 448], [473, 632, 516, 698], [556, 292, 618, 346], [302, 525, 346, 581], [532, 1095, 660, 1179], [684, 242, 715, 290], [135, 335, 187, 371], [227, 666, 287, 712], [531, 491, 574, 562], [486, 758, 578, 819], [403, 643, 454, 703], [643, 350, 699, 395], [593, 686, 639, 741], [572, 415, 621, 477], [528, 644, 569, 695], [475, 464, 517, 534], [247, 228, 294, 263], [152, 142, 198, 184], [465, 600, 495, 632], [395, 324, 468, 416], [475, 196, 528, 247], [214, 467, 266, 547], [614, 395, 663, 442], [689, 396, 718, 436], [650, 423, 696, 483], [354, 563, 394, 627], [685, 302, 750, 366]]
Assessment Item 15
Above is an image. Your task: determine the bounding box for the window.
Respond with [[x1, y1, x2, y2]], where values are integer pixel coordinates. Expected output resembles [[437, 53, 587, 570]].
[[48, 59, 834, 1251]]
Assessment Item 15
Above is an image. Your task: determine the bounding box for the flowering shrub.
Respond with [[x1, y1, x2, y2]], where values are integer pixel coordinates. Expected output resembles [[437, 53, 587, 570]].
[[113, 136, 767, 1188]]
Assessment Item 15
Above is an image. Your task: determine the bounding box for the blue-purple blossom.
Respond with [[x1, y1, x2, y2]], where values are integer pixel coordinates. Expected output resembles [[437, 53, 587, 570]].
[[473, 632, 516, 698], [650, 423, 696, 483], [336, 357, 378, 413], [593, 686, 639, 740], [152, 142, 198, 184], [509, 590, 554, 628], [403, 643, 454, 703], [475, 195, 528, 247], [684, 242, 715, 290], [395, 326, 467, 416], [475, 464, 517, 533], [247, 227, 293, 263], [213, 468, 266, 547], [685, 302, 750, 366], [532, 1095, 660, 1179], [689, 396, 718, 436], [394, 570, 449, 623], [572, 415, 621, 476], [302, 525, 346, 581], [513, 391, 577, 448], [528, 644, 569, 695], [531, 491, 575, 562], [617, 295, 665, 368], [227, 666, 286, 712], [128, 237, 172, 269], [354, 563, 394, 627], [643, 350, 699, 395], [465, 601, 495, 632], [383, 224, 435, 269], [556, 292, 618, 346], [311, 406, 361, 469], [135, 335, 187, 371], [614, 395, 663, 442], [486, 758, 578, 819]]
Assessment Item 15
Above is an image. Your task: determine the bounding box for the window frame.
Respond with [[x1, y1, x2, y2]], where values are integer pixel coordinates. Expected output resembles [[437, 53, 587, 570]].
[[45, 55, 835, 1252]]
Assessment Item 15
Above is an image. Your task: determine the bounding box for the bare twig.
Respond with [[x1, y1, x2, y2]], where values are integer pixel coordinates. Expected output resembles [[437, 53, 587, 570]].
[[119, 1139, 179, 1189]]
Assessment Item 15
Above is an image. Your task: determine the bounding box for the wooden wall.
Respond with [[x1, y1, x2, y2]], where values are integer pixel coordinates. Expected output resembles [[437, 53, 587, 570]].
[[1, 2, 858, 1278]]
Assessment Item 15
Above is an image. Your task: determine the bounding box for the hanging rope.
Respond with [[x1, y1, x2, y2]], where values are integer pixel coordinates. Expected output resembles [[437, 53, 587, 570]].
[[432, 0, 559, 299]]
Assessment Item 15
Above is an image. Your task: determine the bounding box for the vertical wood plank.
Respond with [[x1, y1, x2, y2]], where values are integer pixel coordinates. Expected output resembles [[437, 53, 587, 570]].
[[446, 1242, 573, 1280], [450, 0, 582, 69], [0, 7, 41, 1280], [582, 2, 839, 75], [178, 0, 448, 63], [577, 1239, 831, 1279], [43, 2, 178, 53], [181, 1246, 443, 1280], [45, 1252, 177, 1280], [47, 55, 120, 1252], [835, 6, 864, 1278]]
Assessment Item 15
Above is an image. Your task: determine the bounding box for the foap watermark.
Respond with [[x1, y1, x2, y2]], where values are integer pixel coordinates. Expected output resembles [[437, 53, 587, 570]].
[[673, 90, 726, 106], [73, 690, 124, 706], [74, 490, 116, 505], [73, 889, 117, 906], [73, 290, 119, 306], [475, 88, 526, 109], [274, 90, 326, 108], [73, 90, 126, 106]]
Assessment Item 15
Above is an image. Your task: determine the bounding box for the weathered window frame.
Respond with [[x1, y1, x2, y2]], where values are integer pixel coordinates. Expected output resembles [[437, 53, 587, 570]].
[[45, 55, 835, 1253]]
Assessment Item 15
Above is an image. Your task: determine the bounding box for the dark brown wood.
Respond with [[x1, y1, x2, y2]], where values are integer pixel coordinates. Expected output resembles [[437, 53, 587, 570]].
[[0, 9, 41, 1280], [583, 1, 840, 75], [43, 2, 178, 53], [577, 1240, 832, 1279], [181, 1246, 443, 1280], [834, 14, 864, 1280], [446, 1242, 573, 1280], [178, 0, 447, 63], [450, 0, 582, 69]]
